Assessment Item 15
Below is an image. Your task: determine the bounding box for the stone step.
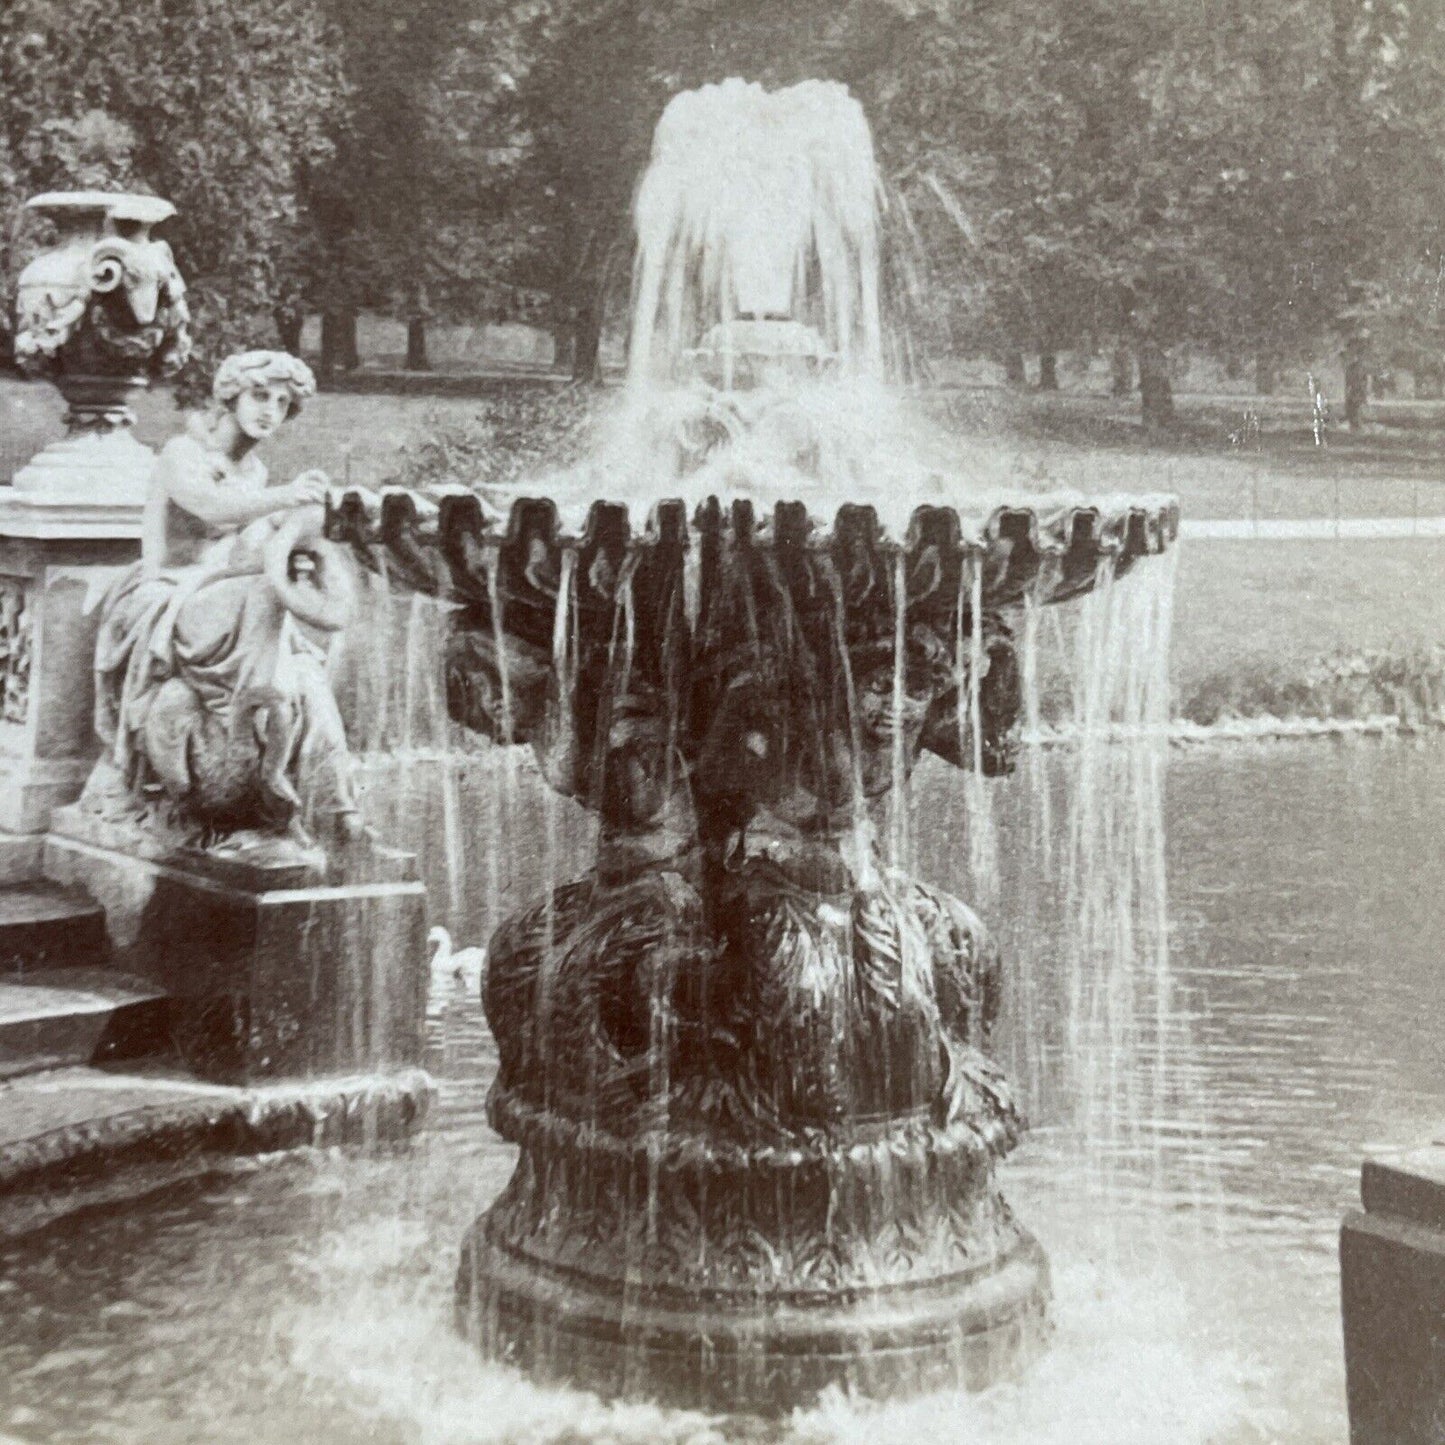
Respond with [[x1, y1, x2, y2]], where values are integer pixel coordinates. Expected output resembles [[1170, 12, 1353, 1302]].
[[0, 882, 107, 974], [0, 969, 170, 1080], [0, 1065, 434, 1240]]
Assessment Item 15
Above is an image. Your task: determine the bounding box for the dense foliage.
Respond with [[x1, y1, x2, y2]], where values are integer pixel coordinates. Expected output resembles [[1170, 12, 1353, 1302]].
[[2, 0, 1444, 423], [0, 0, 343, 400]]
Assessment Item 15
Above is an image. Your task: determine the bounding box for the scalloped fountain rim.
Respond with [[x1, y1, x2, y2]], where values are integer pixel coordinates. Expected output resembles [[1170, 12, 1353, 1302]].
[[330, 486, 1181, 560]]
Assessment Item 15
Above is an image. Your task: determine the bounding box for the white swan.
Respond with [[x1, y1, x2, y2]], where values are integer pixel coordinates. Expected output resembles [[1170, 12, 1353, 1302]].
[[427, 925, 487, 985]]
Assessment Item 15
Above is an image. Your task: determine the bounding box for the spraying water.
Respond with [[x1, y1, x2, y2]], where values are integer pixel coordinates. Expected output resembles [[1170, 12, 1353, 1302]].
[[630, 79, 883, 387]]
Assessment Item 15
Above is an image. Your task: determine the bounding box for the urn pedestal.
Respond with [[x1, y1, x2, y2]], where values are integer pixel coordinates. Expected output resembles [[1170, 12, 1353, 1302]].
[[0, 520, 140, 872], [0, 189, 191, 868], [334, 486, 1177, 1412]]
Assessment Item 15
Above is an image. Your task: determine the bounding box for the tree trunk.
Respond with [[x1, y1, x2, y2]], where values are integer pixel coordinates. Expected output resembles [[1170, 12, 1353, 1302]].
[[341, 310, 360, 370], [321, 310, 361, 375], [319, 311, 342, 377], [572, 300, 602, 382], [1254, 351, 1277, 395], [1038, 352, 1059, 391], [1004, 351, 1027, 388], [1137, 339, 1175, 429], [274, 306, 304, 356], [1110, 345, 1133, 397], [550, 323, 575, 375], [1343, 348, 1368, 430], [405, 316, 430, 371]]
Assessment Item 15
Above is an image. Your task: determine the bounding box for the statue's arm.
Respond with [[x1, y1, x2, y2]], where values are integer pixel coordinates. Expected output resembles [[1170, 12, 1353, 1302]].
[[156, 437, 322, 530]]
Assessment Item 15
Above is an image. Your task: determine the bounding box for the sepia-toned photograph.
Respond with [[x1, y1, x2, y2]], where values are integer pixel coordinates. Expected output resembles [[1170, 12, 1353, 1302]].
[[0, 2, 1441, 1441]]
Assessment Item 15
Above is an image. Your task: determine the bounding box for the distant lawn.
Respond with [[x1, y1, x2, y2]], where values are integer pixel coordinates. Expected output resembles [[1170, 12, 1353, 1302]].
[[4, 373, 1442, 520], [0, 379, 495, 493], [3, 375, 1443, 722], [1171, 537, 1445, 715]]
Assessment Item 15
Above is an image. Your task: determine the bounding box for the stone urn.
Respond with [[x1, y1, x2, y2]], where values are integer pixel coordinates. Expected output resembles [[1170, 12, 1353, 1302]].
[[11, 190, 190, 503], [0, 192, 189, 845]]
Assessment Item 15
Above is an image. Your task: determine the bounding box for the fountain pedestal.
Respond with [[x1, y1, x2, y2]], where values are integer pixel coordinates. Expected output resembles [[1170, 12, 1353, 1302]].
[[460, 1099, 1049, 1410], [334, 485, 1176, 1411]]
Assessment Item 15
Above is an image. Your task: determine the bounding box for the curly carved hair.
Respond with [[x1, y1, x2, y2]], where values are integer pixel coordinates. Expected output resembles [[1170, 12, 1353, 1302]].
[[211, 350, 317, 418]]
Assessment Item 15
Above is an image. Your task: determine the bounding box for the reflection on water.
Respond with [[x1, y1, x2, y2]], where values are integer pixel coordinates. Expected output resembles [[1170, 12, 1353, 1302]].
[[3, 739, 1443, 1443]]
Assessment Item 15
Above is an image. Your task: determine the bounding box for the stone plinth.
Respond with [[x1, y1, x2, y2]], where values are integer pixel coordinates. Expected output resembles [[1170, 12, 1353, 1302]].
[[0, 510, 141, 864], [1341, 1143, 1445, 1445], [10, 425, 155, 508], [0, 1065, 434, 1242], [43, 806, 427, 1083]]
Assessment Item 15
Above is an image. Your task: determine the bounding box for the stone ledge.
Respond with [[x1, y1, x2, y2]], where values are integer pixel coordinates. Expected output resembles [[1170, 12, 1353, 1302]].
[[1361, 1142, 1445, 1230], [0, 1064, 434, 1240], [1341, 1140, 1445, 1445]]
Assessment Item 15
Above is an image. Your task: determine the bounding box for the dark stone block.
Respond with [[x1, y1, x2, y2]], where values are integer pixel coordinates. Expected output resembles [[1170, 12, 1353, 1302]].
[[0, 881, 106, 973], [1341, 1145, 1445, 1445], [43, 822, 427, 1083]]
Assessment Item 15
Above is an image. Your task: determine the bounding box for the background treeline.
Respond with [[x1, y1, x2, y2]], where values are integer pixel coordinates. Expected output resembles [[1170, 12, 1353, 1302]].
[[2, 0, 1443, 426]]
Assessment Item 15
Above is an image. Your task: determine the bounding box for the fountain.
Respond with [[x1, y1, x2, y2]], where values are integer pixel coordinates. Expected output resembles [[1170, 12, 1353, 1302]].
[[329, 78, 1178, 1412]]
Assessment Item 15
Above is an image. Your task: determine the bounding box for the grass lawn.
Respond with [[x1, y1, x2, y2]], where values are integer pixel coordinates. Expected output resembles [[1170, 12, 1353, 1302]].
[[1172, 537, 1445, 713], [3, 376, 1442, 719], [0, 380, 493, 493]]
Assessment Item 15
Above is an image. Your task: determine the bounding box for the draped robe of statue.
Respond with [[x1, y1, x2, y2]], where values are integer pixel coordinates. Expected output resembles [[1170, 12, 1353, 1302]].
[[89, 420, 359, 844]]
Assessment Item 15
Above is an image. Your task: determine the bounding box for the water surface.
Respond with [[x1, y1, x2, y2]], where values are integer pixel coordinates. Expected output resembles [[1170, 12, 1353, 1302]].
[[2, 739, 1441, 1444]]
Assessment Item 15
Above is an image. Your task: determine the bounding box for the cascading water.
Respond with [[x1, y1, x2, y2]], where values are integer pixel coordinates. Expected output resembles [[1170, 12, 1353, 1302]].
[[326, 76, 1180, 1415]]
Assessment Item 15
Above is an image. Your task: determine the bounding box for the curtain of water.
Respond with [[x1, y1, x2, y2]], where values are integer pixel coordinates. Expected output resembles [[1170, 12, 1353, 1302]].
[[1003, 576, 1057, 1112], [962, 547, 1218, 1273], [964, 551, 999, 910], [821, 556, 878, 890], [486, 545, 519, 945], [536, 551, 579, 1110], [888, 551, 909, 870], [1001, 549, 1208, 1259]]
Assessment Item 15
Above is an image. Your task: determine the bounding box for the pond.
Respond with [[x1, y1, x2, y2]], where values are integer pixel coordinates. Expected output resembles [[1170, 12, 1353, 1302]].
[[1, 738, 1441, 1445]]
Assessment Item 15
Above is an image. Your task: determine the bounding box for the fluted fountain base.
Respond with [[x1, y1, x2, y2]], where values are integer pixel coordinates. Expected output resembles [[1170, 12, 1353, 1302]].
[[455, 1099, 1050, 1413], [459, 1227, 1047, 1413]]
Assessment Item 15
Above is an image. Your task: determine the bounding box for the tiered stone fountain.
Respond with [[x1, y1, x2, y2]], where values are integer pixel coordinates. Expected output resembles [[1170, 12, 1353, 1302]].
[[331, 79, 1178, 1412]]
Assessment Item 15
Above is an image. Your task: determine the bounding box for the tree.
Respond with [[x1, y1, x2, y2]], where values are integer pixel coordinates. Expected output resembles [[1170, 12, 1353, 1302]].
[[1322, 0, 1445, 426], [301, 0, 540, 374], [0, 0, 344, 399]]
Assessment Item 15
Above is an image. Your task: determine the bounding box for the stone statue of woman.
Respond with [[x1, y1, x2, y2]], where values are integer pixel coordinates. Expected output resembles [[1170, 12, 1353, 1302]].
[[85, 349, 365, 854]]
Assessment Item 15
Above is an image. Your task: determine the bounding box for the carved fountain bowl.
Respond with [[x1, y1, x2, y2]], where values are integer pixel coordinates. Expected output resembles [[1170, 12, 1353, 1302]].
[[330, 488, 1178, 807], [330, 489, 1180, 622], [329, 485, 1176, 1412]]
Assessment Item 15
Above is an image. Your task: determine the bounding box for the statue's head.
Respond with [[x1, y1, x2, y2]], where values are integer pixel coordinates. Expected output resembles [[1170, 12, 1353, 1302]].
[[212, 350, 317, 438]]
